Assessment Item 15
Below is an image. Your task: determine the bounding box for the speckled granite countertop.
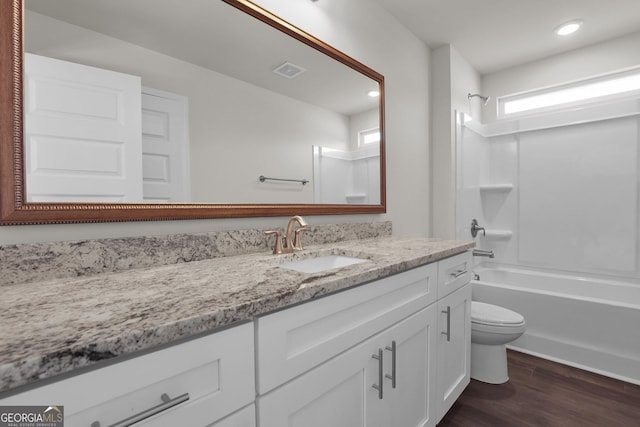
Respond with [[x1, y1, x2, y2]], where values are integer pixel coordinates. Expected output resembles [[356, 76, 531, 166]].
[[0, 236, 473, 393]]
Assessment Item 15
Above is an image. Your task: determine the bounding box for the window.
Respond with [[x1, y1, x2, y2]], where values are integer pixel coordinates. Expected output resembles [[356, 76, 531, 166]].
[[498, 68, 640, 118], [358, 128, 380, 147]]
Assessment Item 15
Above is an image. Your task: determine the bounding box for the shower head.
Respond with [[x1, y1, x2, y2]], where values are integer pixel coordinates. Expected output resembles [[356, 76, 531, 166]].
[[468, 93, 490, 106]]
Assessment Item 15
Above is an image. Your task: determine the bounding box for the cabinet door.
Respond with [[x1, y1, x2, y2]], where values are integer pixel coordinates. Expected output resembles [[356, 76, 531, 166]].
[[384, 304, 438, 427], [258, 331, 378, 427], [436, 283, 471, 422]]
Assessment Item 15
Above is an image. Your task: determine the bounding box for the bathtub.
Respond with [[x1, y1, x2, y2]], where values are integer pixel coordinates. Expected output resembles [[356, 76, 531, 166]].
[[472, 266, 640, 385]]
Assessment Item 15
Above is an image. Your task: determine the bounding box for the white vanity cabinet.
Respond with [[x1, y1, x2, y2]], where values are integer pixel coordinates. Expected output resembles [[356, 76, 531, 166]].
[[1, 250, 472, 427], [256, 253, 472, 427], [257, 263, 439, 427], [0, 322, 255, 427], [256, 263, 438, 395], [435, 252, 472, 423]]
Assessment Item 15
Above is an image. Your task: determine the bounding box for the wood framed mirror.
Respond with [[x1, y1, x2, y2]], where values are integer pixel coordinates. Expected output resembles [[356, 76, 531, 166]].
[[0, 0, 385, 225]]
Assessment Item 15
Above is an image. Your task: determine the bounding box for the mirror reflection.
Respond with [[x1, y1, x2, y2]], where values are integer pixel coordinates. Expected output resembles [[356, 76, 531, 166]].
[[23, 0, 383, 205]]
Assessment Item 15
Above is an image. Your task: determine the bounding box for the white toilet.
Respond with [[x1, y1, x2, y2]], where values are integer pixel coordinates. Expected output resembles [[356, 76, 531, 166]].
[[471, 301, 526, 384]]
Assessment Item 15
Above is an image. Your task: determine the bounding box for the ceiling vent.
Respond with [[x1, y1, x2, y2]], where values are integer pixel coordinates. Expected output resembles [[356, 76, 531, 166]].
[[272, 62, 306, 79]]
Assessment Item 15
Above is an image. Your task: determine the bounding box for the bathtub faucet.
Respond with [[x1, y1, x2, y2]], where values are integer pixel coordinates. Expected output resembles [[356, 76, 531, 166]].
[[472, 249, 494, 258], [470, 219, 486, 238]]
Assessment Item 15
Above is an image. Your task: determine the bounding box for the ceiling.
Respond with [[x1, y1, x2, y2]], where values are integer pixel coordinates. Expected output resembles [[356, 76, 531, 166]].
[[374, 0, 640, 75], [25, 0, 379, 116]]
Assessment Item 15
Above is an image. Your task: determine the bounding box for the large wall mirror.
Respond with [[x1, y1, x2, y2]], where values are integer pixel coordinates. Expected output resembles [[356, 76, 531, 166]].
[[0, 0, 385, 224]]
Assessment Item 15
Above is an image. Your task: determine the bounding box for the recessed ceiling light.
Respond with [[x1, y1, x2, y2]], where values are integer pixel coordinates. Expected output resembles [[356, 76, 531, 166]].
[[554, 20, 583, 36], [368, 90, 380, 98]]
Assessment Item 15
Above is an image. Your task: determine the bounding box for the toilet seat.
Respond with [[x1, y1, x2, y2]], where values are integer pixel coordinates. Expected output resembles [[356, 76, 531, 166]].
[[472, 301, 525, 327]]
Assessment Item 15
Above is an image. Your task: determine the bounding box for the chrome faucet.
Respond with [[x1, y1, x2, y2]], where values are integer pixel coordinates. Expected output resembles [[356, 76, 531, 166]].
[[265, 215, 309, 254], [472, 249, 494, 258]]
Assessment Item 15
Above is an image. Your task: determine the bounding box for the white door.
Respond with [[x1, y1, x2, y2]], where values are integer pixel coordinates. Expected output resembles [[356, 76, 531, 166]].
[[436, 284, 472, 422], [24, 53, 142, 202], [141, 88, 190, 202]]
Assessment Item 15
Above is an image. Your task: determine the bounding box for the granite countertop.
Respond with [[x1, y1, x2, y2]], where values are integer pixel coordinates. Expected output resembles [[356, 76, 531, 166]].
[[0, 236, 474, 393]]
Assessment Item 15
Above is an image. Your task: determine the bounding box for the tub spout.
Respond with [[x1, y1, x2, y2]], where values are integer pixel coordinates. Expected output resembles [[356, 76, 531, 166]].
[[473, 249, 494, 258]]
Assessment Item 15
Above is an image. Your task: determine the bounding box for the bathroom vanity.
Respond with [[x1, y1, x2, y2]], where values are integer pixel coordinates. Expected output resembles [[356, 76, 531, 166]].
[[0, 231, 472, 427]]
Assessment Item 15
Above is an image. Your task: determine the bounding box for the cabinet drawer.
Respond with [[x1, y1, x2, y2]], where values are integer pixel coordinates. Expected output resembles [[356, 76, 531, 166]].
[[437, 251, 472, 298], [1, 322, 255, 427], [257, 263, 437, 393]]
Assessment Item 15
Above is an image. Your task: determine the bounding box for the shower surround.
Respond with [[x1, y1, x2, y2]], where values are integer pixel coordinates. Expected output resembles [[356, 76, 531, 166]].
[[456, 98, 640, 382]]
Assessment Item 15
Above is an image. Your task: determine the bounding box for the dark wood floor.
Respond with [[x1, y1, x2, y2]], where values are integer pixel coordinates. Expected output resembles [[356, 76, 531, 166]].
[[438, 350, 640, 427]]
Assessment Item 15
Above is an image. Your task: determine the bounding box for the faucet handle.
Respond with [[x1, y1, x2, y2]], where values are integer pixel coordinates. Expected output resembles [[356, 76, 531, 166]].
[[293, 226, 309, 250], [264, 229, 284, 254], [470, 219, 486, 238]]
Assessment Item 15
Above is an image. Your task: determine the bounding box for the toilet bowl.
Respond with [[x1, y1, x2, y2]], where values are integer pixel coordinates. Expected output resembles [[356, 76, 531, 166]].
[[471, 301, 526, 384]]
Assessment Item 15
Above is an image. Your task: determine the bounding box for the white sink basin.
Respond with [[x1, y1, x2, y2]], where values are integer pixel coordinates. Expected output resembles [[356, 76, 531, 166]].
[[279, 255, 369, 274]]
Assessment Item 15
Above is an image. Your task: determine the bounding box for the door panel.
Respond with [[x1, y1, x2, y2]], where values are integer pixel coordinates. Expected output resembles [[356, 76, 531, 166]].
[[24, 53, 142, 202], [141, 88, 190, 202]]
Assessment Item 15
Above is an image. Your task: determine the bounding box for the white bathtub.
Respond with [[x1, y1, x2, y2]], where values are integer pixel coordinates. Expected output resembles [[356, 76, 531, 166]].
[[472, 266, 640, 385]]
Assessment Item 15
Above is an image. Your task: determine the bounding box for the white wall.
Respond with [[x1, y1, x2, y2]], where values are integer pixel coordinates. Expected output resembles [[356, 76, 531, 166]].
[[518, 117, 638, 276], [349, 108, 379, 149], [2, 0, 431, 244], [431, 45, 481, 239], [482, 31, 640, 123]]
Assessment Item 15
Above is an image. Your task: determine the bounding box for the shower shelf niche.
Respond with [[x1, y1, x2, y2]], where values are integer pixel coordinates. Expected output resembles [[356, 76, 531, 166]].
[[479, 183, 513, 194], [345, 193, 367, 203]]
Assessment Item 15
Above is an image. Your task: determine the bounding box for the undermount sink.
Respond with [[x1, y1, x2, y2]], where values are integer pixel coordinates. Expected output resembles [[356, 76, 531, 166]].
[[278, 255, 369, 274]]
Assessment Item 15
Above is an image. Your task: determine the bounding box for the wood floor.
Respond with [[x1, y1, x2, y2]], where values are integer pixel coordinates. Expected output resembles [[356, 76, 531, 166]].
[[438, 350, 640, 427]]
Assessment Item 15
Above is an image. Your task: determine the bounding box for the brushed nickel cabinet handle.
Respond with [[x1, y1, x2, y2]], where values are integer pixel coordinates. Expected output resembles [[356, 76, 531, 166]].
[[450, 269, 467, 278], [371, 349, 384, 399], [442, 306, 451, 342], [385, 340, 397, 388], [91, 392, 190, 427]]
